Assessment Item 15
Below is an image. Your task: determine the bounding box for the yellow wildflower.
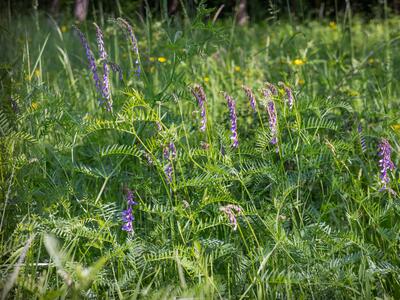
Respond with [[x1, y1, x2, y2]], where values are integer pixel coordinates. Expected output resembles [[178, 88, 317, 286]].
[[293, 59, 305, 66], [149, 57, 156, 62], [234, 66, 241, 72], [61, 26, 68, 33], [347, 90, 359, 97], [329, 21, 337, 30], [391, 124, 400, 131], [298, 79, 305, 85], [158, 57, 167, 63], [31, 102, 39, 110], [204, 77, 209, 83]]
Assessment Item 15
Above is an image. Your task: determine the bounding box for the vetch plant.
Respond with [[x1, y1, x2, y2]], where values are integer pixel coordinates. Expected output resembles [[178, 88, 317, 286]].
[[191, 84, 207, 132], [94, 23, 112, 111], [220, 204, 242, 231], [223, 92, 239, 148], [242, 85, 257, 112], [122, 189, 138, 233], [73, 26, 103, 104], [378, 139, 395, 191]]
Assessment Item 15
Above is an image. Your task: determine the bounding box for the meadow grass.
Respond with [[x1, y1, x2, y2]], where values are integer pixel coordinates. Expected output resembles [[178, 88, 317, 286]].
[[1, 6, 400, 299]]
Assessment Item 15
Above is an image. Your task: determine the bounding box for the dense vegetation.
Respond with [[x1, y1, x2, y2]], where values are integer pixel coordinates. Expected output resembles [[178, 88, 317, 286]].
[[1, 4, 400, 299]]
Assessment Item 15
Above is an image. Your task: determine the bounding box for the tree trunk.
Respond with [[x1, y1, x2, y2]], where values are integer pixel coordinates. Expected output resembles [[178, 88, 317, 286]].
[[74, 0, 89, 22], [236, 0, 248, 26]]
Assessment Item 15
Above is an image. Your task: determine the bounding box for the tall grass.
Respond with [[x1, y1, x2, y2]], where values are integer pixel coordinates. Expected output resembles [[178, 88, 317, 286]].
[[1, 5, 400, 299]]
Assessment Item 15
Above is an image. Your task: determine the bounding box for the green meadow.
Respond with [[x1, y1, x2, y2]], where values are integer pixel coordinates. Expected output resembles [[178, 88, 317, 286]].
[[1, 4, 400, 299]]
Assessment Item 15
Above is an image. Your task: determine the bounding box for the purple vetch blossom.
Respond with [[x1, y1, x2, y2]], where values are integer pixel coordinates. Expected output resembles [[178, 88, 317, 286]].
[[223, 92, 239, 148], [219, 204, 242, 231], [265, 82, 278, 96], [164, 163, 173, 183], [191, 84, 207, 131], [143, 151, 154, 165], [108, 61, 123, 81], [378, 139, 395, 190], [358, 124, 367, 153], [279, 82, 294, 110], [94, 23, 112, 111], [73, 26, 103, 103], [242, 85, 257, 112], [267, 101, 278, 145], [163, 142, 176, 183], [122, 189, 138, 233], [118, 18, 140, 78], [262, 87, 273, 102], [169, 142, 177, 159]]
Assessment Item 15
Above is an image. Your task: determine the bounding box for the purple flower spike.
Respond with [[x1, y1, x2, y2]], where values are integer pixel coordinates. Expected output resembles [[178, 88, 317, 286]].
[[262, 87, 272, 101], [94, 23, 112, 111], [279, 82, 294, 110], [378, 139, 395, 190], [73, 26, 103, 104], [267, 101, 278, 145], [122, 189, 138, 233], [191, 84, 207, 132], [164, 163, 173, 183], [169, 142, 177, 159], [220, 204, 242, 231], [266, 82, 278, 96], [242, 85, 257, 112], [163, 142, 176, 183], [118, 18, 140, 78], [358, 124, 367, 153], [223, 92, 239, 148], [108, 61, 123, 81]]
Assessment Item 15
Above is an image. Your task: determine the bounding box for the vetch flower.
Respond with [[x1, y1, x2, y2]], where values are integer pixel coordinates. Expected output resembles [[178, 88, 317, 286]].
[[191, 84, 207, 132], [265, 82, 278, 96], [117, 18, 140, 77], [266, 100, 278, 145], [163, 142, 177, 183], [278, 82, 294, 110], [358, 124, 367, 153], [223, 92, 239, 148], [122, 189, 138, 233], [94, 23, 112, 111], [219, 204, 242, 231], [108, 61, 123, 81], [242, 85, 257, 112], [73, 26, 103, 104], [378, 139, 395, 190]]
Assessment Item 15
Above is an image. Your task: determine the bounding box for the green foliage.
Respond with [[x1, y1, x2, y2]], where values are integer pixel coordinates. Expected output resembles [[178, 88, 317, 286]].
[[1, 7, 400, 300]]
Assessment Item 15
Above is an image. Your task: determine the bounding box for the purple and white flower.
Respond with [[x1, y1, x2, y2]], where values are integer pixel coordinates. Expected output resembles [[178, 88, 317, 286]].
[[118, 18, 140, 78], [73, 26, 103, 104], [191, 84, 207, 131], [122, 189, 138, 233], [279, 82, 294, 110], [220, 204, 242, 231], [267, 100, 278, 145], [378, 139, 395, 190], [223, 92, 239, 148], [242, 85, 257, 112], [94, 23, 112, 111]]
